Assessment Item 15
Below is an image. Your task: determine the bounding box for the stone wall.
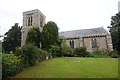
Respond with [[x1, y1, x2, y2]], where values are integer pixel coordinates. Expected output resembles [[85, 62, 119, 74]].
[[21, 9, 46, 46], [66, 35, 113, 52]]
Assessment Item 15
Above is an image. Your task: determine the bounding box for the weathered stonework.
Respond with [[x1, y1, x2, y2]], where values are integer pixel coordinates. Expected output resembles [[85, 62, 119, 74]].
[[21, 9, 46, 46], [21, 9, 113, 53], [59, 27, 113, 52]]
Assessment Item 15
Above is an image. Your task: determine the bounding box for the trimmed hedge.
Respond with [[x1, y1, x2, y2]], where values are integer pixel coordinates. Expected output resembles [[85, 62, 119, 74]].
[[2, 54, 22, 78]]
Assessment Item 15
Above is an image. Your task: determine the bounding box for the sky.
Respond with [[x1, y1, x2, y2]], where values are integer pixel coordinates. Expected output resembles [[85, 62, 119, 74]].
[[0, 0, 119, 36]]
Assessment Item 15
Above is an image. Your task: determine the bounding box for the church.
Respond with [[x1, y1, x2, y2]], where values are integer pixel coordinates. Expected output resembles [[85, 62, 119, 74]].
[[21, 9, 113, 52]]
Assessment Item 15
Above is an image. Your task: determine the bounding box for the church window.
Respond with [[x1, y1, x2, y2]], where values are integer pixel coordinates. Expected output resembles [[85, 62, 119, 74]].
[[69, 41, 71, 46], [31, 16, 32, 26], [40, 21, 43, 27], [91, 39, 97, 48], [69, 40, 74, 49], [91, 39, 94, 48], [28, 17, 30, 26], [95, 39, 97, 48], [72, 40, 74, 49]]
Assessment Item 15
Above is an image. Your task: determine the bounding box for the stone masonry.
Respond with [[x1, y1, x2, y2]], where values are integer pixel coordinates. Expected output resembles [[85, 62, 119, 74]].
[[59, 27, 113, 52], [21, 9, 46, 46]]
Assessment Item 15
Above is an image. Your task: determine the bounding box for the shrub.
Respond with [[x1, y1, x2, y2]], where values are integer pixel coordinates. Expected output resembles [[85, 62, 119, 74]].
[[49, 45, 60, 57], [2, 53, 22, 78], [110, 49, 119, 58], [74, 47, 89, 57], [89, 50, 102, 58], [101, 48, 110, 57], [15, 44, 39, 66], [60, 44, 73, 57], [38, 49, 50, 62]]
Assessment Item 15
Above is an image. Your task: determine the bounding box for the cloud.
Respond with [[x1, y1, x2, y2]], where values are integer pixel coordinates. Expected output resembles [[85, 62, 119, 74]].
[[0, 0, 119, 35]]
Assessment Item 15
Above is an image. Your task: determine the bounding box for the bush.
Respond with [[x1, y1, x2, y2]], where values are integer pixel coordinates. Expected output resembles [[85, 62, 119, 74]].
[[110, 49, 119, 58], [89, 50, 102, 58], [49, 45, 60, 57], [38, 49, 51, 62], [15, 44, 39, 66], [101, 48, 110, 57], [74, 47, 89, 57], [60, 44, 73, 57], [2, 53, 22, 78]]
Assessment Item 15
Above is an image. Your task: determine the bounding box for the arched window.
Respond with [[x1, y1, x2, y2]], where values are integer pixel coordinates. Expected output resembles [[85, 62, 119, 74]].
[[91, 39, 94, 48], [31, 16, 32, 26], [28, 17, 30, 26], [72, 40, 74, 49], [95, 39, 97, 48], [91, 39, 97, 48]]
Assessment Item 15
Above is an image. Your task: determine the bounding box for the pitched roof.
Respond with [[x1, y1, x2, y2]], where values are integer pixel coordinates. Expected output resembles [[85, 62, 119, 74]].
[[59, 27, 108, 38]]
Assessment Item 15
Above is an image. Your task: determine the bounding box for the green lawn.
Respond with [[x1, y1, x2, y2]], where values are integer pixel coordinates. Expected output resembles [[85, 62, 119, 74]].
[[14, 57, 118, 78]]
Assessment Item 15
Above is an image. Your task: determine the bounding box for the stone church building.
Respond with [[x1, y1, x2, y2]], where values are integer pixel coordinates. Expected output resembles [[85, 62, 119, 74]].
[[21, 9, 113, 52], [59, 27, 113, 52]]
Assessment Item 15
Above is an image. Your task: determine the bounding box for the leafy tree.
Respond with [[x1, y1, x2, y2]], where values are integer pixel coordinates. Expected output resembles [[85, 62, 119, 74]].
[[2, 23, 21, 53], [59, 36, 73, 57], [41, 21, 59, 50], [108, 12, 120, 54], [26, 26, 41, 48]]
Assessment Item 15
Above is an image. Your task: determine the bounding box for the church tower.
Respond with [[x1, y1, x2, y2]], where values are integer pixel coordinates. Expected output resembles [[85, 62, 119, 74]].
[[118, 1, 120, 12], [21, 9, 46, 46]]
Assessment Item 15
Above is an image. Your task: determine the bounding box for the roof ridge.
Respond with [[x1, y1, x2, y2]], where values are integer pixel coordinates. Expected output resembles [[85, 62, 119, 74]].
[[59, 27, 103, 33]]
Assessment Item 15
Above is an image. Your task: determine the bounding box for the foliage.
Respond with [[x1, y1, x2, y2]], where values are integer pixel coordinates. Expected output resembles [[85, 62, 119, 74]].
[[41, 21, 59, 49], [74, 47, 89, 57], [15, 44, 39, 66], [108, 12, 120, 54], [26, 26, 41, 48], [60, 44, 73, 57], [2, 53, 22, 78], [100, 48, 110, 57], [110, 49, 119, 58], [2, 23, 21, 53], [58, 36, 73, 57], [49, 45, 60, 57], [89, 50, 102, 58], [38, 49, 51, 62]]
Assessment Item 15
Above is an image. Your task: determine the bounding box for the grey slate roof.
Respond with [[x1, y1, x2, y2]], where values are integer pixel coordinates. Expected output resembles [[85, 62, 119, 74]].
[[59, 27, 108, 38]]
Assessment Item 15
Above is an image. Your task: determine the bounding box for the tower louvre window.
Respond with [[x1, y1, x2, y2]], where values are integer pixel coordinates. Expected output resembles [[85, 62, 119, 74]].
[[28, 17, 30, 26]]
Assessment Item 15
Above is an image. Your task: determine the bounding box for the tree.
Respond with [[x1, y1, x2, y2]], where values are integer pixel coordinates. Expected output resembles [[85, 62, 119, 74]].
[[108, 12, 120, 54], [2, 23, 21, 53], [41, 21, 59, 50], [26, 26, 41, 48]]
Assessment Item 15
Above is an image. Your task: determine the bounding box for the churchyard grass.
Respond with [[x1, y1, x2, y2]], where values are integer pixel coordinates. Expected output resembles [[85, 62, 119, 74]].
[[14, 57, 118, 78]]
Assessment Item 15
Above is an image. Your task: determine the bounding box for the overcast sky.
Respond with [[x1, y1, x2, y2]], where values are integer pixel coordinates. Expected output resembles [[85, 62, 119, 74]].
[[0, 0, 119, 36]]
